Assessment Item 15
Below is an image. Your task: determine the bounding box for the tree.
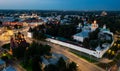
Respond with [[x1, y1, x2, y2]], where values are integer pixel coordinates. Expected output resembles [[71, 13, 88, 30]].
[[83, 38, 90, 48], [33, 31, 46, 40], [32, 56, 42, 71], [43, 45, 52, 55], [0, 21, 2, 26], [2, 43, 10, 50], [57, 57, 67, 71], [67, 62, 77, 71], [12, 46, 26, 59], [57, 24, 76, 39], [89, 28, 100, 40], [1, 56, 8, 62], [27, 42, 42, 57], [44, 64, 58, 71], [89, 40, 98, 49], [27, 42, 52, 57]]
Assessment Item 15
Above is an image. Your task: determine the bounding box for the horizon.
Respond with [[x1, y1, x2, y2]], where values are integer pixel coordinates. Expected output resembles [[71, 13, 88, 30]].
[[0, 8, 120, 12]]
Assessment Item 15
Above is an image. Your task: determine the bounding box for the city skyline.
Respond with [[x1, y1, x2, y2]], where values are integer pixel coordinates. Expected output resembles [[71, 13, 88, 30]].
[[0, 0, 120, 11]]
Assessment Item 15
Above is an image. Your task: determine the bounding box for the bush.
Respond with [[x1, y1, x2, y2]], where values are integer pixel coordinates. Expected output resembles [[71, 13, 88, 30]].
[[2, 43, 10, 50]]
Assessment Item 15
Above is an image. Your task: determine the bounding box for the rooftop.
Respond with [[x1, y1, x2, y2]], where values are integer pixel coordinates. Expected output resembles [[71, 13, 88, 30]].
[[74, 30, 89, 38], [4, 65, 16, 71], [42, 53, 68, 65], [0, 59, 5, 65]]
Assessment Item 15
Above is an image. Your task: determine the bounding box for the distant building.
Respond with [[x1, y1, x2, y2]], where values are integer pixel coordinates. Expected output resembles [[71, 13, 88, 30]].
[[0, 17, 14, 22], [3, 22, 23, 26], [101, 11, 107, 16], [19, 14, 39, 19], [23, 18, 44, 26]]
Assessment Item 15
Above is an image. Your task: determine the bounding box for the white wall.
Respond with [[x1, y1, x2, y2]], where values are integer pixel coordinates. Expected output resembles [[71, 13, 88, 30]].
[[46, 38, 114, 58], [98, 41, 114, 58], [73, 35, 83, 42]]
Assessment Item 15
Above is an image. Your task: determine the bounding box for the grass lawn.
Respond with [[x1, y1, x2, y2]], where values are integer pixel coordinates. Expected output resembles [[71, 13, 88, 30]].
[[70, 49, 97, 63]]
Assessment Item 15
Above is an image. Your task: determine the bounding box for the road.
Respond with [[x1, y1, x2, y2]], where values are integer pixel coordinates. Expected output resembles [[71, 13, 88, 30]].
[[26, 37, 105, 71]]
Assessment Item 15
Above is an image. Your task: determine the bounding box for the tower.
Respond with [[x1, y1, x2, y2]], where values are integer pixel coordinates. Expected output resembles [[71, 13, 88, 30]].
[[91, 20, 98, 31], [103, 24, 106, 29]]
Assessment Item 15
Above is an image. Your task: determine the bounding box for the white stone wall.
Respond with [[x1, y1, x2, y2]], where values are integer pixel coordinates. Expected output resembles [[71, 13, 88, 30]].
[[98, 41, 114, 58], [46, 38, 114, 58], [73, 35, 84, 42]]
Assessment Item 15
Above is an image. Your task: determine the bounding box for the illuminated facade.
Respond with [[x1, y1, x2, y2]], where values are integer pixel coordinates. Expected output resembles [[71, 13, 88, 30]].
[[91, 20, 98, 31], [3, 22, 23, 26]]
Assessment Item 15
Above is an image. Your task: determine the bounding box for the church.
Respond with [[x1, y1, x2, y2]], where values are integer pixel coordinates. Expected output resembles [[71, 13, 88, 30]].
[[73, 20, 112, 42]]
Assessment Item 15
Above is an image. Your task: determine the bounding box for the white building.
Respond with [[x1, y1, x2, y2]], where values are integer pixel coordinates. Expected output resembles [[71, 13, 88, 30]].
[[73, 30, 90, 42], [73, 20, 98, 42], [27, 27, 33, 38], [27, 32, 33, 38]]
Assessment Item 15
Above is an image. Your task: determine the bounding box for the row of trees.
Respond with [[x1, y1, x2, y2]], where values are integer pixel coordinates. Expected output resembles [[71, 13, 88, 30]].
[[32, 31, 47, 40], [103, 39, 120, 59], [31, 23, 77, 40], [46, 24, 77, 39], [28, 26, 47, 40], [96, 16, 120, 33]]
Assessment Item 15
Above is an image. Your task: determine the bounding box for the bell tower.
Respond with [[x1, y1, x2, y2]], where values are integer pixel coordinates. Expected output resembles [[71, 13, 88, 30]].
[[91, 20, 98, 31]]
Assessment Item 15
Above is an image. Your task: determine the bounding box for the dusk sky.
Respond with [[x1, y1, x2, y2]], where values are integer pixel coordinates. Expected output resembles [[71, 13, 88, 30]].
[[0, 0, 120, 10]]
